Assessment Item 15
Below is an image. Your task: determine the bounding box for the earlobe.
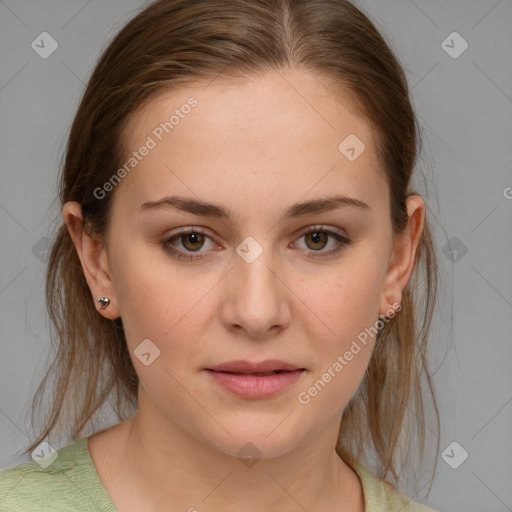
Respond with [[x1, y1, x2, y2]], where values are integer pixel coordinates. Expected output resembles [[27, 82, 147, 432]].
[[61, 201, 120, 320], [378, 294, 401, 320], [378, 194, 425, 319]]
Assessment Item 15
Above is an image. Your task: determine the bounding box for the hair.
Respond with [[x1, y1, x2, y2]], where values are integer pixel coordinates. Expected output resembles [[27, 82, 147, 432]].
[[27, 0, 442, 495]]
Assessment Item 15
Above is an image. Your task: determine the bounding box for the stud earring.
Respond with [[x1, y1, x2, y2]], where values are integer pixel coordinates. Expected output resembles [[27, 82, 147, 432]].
[[97, 297, 110, 310]]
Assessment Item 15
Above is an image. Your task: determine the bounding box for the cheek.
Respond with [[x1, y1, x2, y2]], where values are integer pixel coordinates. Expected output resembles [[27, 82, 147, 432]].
[[110, 243, 217, 368], [108, 238, 169, 343], [293, 260, 383, 407], [298, 260, 383, 346]]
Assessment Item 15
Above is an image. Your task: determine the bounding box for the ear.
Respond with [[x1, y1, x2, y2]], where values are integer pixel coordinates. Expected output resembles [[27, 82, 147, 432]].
[[378, 194, 425, 319], [62, 201, 120, 320]]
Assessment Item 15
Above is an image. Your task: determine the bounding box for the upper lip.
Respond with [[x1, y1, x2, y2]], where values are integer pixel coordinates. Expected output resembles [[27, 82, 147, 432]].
[[206, 360, 305, 373]]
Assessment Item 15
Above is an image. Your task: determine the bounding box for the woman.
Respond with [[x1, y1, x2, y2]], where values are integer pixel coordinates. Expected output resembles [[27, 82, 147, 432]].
[[0, 1, 442, 510]]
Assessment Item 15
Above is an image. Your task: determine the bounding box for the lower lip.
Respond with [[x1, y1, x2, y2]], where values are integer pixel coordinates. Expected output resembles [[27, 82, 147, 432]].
[[205, 369, 305, 399]]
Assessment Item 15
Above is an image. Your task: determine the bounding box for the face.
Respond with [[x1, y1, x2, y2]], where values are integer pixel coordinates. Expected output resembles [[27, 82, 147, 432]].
[[73, 68, 416, 459]]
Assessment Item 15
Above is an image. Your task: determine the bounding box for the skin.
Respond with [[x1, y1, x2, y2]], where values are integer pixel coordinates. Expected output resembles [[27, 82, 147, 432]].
[[63, 67, 425, 512]]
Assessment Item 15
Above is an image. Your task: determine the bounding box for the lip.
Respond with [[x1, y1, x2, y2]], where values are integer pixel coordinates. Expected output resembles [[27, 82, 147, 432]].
[[207, 359, 303, 373], [205, 360, 306, 399]]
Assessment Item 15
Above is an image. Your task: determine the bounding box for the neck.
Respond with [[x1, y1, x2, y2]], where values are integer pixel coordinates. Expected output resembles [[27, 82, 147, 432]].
[[91, 398, 364, 512]]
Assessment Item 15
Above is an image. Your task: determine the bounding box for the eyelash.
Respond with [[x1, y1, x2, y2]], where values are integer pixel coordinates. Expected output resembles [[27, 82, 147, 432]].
[[161, 225, 352, 261]]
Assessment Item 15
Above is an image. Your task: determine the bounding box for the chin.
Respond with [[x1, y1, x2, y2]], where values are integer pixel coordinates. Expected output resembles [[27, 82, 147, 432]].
[[198, 418, 306, 463], [212, 435, 299, 463]]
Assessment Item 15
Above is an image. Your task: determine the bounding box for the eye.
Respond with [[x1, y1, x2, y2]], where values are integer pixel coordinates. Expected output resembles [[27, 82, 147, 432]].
[[161, 225, 352, 262], [293, 225, 352, 259], [161, 227, 218, 261]]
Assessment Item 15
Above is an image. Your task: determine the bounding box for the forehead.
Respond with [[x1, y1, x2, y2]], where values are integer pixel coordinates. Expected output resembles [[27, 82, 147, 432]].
[[114, 68, 387, 218]]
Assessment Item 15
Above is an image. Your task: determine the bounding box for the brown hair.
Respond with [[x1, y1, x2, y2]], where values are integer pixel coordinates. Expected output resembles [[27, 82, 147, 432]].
[[28, 0, 442, 495]]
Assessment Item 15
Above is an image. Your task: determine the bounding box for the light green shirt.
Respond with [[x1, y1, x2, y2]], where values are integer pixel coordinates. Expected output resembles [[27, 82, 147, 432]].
[[0, 437, 439, 511]]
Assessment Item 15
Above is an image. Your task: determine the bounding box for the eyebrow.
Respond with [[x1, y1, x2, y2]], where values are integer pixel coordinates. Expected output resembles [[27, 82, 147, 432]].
[[139, 194, 372, 220]]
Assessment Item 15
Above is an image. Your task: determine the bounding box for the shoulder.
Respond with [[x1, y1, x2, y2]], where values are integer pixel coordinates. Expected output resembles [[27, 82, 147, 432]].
[[0, 438, 112, 512], [352, 461, 441, 512]]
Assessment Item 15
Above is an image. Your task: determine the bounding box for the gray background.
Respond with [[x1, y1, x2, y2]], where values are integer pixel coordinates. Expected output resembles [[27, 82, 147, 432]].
[[1, 1, 511, 511]]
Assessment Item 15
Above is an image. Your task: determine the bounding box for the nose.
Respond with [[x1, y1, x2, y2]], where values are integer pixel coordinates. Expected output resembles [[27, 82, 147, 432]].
[[220, 244, 291, 339]]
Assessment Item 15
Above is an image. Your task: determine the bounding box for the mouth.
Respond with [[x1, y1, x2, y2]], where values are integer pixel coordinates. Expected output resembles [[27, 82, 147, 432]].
[[208, 370, 299, 376], [204, 361, 306, 399], [206, 359, 305, 374]]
